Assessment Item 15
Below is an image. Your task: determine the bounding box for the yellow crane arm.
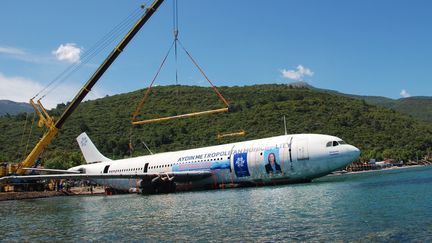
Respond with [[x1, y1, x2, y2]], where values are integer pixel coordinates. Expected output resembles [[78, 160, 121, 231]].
[[14, 0, 165, 175], [15, 122, 58, 175]]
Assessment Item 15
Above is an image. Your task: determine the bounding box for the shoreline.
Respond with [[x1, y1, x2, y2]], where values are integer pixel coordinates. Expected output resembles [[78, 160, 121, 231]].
[[0, 186, 106, 201], [329, 164, 427, 176]]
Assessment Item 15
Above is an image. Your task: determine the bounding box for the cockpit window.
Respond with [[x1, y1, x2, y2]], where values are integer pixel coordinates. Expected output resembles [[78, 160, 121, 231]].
[[327, 140, 345, 147]]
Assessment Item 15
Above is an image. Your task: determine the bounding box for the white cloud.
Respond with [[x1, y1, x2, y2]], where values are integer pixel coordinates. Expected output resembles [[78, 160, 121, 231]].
[[0, 72, 43, 103], [0, 72, 105, 109], [400, 89, 411, 98], [0, 45, 49, 63], [0, 46, 26, 56], [281, 65, 314, 81], [52, 43, 82, 63]]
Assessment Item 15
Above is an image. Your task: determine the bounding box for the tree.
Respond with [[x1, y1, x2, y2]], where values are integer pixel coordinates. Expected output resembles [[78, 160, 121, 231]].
[[44, 151, 84, 169]]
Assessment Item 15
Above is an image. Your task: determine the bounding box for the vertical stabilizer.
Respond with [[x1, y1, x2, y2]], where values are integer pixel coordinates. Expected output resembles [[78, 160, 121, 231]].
[[76, 132, 111, 163]]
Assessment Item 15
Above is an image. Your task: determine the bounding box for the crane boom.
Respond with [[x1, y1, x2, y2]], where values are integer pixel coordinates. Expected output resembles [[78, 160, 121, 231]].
[[15, 0, 165, 175]]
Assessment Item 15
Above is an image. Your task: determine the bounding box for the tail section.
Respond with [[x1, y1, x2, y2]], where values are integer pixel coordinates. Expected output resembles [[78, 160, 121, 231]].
[[76, 132, 111, 163]]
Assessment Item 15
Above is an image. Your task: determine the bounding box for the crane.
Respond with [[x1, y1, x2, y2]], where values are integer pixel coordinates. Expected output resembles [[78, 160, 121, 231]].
[[13, 0, 165, 176]]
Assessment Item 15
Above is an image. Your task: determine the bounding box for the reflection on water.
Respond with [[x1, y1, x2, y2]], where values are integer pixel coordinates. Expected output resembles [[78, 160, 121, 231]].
[[1, 166, 432, 242]]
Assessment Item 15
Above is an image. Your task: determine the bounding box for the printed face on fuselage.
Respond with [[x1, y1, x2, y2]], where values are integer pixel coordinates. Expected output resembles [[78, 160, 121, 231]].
[[268, 153, 275, 165]]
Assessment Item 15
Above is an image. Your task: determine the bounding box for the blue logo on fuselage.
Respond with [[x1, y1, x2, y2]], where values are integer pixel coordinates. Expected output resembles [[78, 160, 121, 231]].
[[233, 152, 250, 177]]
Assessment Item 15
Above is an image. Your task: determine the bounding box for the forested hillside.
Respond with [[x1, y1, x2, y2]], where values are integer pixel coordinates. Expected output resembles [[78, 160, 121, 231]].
[[0, 100, 33, 116], [1, 84, 431, 168], [302, 82, 432, 122], [363, 96, 432, 122]]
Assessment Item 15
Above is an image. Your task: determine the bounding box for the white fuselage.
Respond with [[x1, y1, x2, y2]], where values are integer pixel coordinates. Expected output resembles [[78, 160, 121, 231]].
[[70, 134, 360, 192]]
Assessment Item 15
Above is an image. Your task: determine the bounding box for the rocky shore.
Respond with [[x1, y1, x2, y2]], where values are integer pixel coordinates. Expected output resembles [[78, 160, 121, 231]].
[[0, 186, 106, 201]]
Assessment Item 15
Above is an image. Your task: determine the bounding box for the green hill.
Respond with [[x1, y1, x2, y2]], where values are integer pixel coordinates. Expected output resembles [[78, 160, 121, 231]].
[[0, 100, 33, 116], [362, 96, 432, 122], [291, 82, 432, 123], [1, 84, 431, 168]]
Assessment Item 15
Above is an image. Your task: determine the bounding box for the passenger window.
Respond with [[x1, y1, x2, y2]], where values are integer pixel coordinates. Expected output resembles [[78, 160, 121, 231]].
[[326, 141, 332, 147], [333, 141, 339, 146]]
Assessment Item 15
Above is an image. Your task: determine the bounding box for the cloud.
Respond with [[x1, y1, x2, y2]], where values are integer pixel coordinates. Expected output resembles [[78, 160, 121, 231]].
[[0, 72, 105, 109], [400, 89, 411, 98], [281, 65, 314, 81], [52, 43, 82, 63], [0, 45, 49, 63], [0, 72, 43, 103], [0, 46, 26, 56]]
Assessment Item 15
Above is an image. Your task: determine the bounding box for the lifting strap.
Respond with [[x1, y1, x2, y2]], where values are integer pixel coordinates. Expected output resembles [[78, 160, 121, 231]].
[[131, 0, 229, 125], [131, 41, 174, 122], [130, 42, 230, 125], [178, 40, 229, 107]]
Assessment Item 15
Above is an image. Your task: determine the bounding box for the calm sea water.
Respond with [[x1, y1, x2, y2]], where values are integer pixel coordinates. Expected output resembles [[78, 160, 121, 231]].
[[1, 166, 432, 242]]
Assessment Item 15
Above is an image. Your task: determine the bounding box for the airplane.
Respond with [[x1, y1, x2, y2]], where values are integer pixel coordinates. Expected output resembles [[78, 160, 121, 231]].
[[1, 132, 360, 194]]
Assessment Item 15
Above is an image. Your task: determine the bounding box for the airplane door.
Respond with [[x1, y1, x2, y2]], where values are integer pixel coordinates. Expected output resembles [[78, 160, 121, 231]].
[[246, 149, 264, 178], [288, 137, 293, 169], [228, 145, 235, 173], [296, 139, 309, 160]]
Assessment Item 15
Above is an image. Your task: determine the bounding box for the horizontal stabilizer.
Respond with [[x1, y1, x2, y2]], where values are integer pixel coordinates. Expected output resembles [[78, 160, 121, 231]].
[[22, 168, 82, 174]]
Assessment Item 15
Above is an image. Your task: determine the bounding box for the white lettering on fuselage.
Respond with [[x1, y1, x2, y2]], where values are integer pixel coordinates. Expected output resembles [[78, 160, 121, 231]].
[[176, 145, 287, 162]]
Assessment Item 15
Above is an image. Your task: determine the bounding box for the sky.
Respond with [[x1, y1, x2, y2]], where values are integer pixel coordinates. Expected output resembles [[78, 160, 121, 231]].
[[0, 0, 431, 108]]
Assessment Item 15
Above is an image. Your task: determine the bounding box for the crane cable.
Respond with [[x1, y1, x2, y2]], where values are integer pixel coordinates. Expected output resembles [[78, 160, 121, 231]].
[[131, 41, 175, 122], [17, 112, 30, 161], [131, 0, 229, 123], [129, 0, 180, 153], [172, 0, 228, 106], [21, 112, 36, 162], [173, 0, 179, 87], [22, 3, 149, 161], [38, 6, 145, 99], [33, 5, 148, 101], [129, 37, 175, 154], [177, 39, 229, 107], [129, 0, 178, 154], [41, 7, 144, 100]]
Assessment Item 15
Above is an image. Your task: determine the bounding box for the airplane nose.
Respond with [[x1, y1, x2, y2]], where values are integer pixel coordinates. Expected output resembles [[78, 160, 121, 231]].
[[348, 145, 361, 160]]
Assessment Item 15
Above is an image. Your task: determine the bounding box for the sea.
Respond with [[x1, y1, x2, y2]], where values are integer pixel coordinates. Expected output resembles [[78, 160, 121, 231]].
[[1, 166, 432, 242]]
